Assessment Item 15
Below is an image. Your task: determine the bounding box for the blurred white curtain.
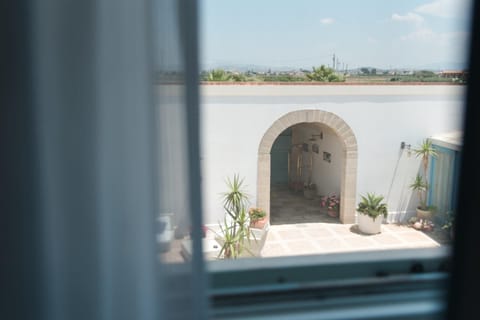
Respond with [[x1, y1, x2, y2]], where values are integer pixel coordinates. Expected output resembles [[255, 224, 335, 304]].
[[31, 0, 206, 319]]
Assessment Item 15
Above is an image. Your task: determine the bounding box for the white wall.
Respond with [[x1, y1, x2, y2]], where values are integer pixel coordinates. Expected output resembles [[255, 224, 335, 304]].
[[200, 85, 465, 225]]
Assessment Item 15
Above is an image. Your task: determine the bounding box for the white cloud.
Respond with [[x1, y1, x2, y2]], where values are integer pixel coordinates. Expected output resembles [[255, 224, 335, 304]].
[[393, 1, 470, 43], [391, 12, 424, 25], [400, 28, 468, 47], [415, 0, 470, 18], [389, 1, 470, 66], [400, 27, 434, 41], [320, 18, 335, 25]]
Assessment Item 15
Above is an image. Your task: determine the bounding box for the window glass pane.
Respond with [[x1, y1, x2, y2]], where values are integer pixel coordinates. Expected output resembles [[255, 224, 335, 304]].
[[152, 0, 207, 318], [154, 0, 193, 265], [198, 0, 471, 263]]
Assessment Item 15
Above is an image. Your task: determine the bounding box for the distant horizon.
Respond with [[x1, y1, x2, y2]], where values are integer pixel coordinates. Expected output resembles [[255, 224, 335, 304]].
[[200, 0, 472, 71], [199, 62, 468, 73]]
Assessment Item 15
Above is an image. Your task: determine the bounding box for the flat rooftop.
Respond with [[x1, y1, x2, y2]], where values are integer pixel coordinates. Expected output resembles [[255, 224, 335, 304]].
[[200, 84, 466, 104], [431, 131, 463, 150]]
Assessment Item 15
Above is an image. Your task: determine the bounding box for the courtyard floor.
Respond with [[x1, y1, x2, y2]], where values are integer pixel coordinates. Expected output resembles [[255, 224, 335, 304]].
[[160, 185, 450, 263], [261, 222, 441, 258], [262, 184, 445, 257]]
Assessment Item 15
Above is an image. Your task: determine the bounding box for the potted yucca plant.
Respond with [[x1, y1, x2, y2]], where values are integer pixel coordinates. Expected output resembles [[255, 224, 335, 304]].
[[216, 174, 266, 259], [217, 174, 251, 259], [356, 193, 388, 234], [410, 139, 438, 219]]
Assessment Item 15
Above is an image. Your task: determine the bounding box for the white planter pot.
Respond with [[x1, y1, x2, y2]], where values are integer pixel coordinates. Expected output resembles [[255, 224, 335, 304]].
[[357, 212, 383, 234], [157, 213, 174, 252]]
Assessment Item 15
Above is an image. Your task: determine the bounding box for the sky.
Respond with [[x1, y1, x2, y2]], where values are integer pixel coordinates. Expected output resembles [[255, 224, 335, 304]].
[[200, 0, 472, 70]]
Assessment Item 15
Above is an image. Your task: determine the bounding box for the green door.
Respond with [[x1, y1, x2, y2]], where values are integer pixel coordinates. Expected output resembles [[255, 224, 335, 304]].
[[271, 129, 292, 185]]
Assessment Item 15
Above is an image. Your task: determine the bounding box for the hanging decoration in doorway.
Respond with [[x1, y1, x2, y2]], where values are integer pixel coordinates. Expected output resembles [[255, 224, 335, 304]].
[[302, 143, 309, 152], [297, 154, 302, 178], [309, 153, 314, 185], [287, 152, 291, 177], [323, 151, 332, 163]]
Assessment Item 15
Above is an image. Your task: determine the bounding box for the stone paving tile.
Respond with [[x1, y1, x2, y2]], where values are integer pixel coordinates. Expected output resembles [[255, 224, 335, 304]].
[[159, 238, 185, 264], [313, 237, 350, 251], [290, 223, 311, 228], [328, 225, 357, 236], [369, 233, 407, 246], [277, 229, 308, 241], [303, 227, 335, 239], [397, 231, 435, 243], [342, 236, 378, 249], [283, 240, 321, 255], [383, 224, 413, 233], [265, 230, 280, 242], [270, 185, 341, 225], [261, 243, 289, 257]]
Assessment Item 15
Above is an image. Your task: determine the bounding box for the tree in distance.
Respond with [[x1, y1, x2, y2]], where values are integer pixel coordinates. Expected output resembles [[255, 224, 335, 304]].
[[206, 69, 232, 81], [202, 69, 248, 82], [306, 65, 344, 82]]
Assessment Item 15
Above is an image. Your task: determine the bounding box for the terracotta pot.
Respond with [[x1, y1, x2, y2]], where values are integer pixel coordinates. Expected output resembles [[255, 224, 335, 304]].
[[416, 207, 432, 220], [423, 224, 433, 232], [413, 221, 423, 230], [327, 209, 339, 218], [250, 217, 267, 229]]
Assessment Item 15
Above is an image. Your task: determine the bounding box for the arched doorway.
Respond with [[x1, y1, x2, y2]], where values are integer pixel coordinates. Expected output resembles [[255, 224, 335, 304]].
[[257, 110, 358, 224]]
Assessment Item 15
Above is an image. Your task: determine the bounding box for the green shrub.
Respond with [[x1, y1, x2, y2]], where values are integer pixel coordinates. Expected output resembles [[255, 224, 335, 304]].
[[357, 193, 388, 221]]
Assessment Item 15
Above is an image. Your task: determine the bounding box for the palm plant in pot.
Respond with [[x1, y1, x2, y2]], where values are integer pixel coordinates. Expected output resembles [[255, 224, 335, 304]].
[[357, 193, 388, 234], [410, 139, 438, 219]]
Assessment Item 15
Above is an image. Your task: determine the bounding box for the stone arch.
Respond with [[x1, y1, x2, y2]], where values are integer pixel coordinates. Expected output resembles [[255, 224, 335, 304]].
[[257, 110, 358, 224]]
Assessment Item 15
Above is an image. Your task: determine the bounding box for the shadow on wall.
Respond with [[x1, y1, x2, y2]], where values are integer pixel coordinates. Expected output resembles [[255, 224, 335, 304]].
[[385, 146, 422, 223]]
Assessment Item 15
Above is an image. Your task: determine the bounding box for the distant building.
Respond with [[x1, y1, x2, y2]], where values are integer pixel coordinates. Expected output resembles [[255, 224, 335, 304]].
[[400, 70, 414, 75], [440, 70, 468, 81]]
